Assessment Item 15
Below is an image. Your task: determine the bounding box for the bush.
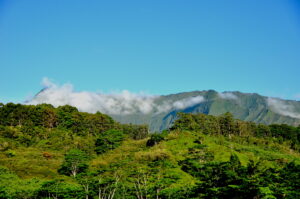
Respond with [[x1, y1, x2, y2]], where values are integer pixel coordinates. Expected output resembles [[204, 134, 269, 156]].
[[146, 133, 165, 147]]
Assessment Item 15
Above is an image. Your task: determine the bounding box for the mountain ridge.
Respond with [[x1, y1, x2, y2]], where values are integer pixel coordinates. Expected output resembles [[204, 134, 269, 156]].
[[30, 88, 300, 131]]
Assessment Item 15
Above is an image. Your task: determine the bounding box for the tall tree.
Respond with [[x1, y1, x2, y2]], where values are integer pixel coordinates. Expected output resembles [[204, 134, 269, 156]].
[[58, 149, 88, 177]]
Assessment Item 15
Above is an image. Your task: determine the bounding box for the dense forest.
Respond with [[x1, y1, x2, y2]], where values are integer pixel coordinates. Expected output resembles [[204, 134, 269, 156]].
[[0, 103, 300, 198]]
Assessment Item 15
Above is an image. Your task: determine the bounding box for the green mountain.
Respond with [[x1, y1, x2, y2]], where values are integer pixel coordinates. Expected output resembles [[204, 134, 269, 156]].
[[31, 89, 300, 132], [109, 90, 300, 131]]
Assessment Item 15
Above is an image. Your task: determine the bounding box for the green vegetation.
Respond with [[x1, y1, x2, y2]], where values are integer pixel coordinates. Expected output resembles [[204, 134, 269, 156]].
[[0, 103, 300, 198], [58, 149, 88, 177], [95, 129, 124, 154]]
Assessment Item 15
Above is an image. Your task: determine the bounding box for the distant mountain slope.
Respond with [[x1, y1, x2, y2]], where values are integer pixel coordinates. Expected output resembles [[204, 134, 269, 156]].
[[31, 89, 300, 131]]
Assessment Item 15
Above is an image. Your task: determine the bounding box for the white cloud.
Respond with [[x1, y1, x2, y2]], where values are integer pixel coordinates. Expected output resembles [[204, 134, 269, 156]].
[[155, 102, 173, 113], [42, 77, 57, 88], [218, 92, 238, 100], [267, 98, 300, 119], [29, 79, 157, 115], [27, 78, 205, 115], [172, 96, 205, 109]]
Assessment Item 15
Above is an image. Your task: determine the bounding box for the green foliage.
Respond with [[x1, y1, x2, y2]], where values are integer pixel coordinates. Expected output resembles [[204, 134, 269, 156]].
[[56, 105, 78, 128], [172, 112, 300, 150], [58, 149, 88, 177], [256, 124, 271, 137], [0, 103, 300, 198], [0, 166, 42, 199], [0, 103, 117, 135], [121, 123, 149, 140], [95, 129, 124, 154], [171, 112, 221, 134], [219, 112, 239, 136], [179, 153, 300, 199], [37, 180, 83, 199]]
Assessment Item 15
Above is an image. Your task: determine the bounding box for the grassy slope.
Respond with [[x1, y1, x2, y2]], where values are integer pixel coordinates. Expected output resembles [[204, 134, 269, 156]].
[[2, 129, 299, 191]]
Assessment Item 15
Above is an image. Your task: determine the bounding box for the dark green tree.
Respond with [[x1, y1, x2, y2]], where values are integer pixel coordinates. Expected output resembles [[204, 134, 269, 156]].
[[219, 112, 237, 136], [57, 105, 78, 129], [95, 129, 124, 154]]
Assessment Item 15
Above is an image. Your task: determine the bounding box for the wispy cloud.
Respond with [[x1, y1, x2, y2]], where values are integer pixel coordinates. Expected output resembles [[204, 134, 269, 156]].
[[154, 96, 205, 114], [294, 94, 300, 100], [267, 98, 300, 119], [218, 92, 238, 100], [172, 96, 204, 109], [27, 78, 205, 115]]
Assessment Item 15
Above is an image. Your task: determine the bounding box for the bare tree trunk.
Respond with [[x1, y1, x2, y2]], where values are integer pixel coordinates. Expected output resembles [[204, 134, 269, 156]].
[[97, 174, 120, 199], [98, 187, 101, 199], [84, 184, 89, 199]]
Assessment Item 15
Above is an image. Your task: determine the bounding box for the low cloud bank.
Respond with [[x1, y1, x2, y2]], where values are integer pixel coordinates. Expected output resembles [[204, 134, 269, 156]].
[[218, 92, 238, 100], [28, 78, 205, 115], [267, 98, 300, 119]]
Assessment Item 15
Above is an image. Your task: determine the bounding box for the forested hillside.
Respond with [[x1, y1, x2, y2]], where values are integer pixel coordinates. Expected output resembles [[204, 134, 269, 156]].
[[0, 103, 300, 198]]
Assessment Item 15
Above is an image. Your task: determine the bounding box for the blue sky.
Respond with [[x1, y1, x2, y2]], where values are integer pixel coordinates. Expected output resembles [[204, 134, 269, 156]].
[[0, 0, 300, 103]]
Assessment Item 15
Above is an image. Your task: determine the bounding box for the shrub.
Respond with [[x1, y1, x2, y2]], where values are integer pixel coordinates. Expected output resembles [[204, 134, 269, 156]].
[[146, 133, 165, 147]]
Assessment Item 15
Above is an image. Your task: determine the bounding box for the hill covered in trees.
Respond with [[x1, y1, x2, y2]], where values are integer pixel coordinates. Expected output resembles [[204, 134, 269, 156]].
[[0, 103, 300, 198], [31, 88, 300, 131]]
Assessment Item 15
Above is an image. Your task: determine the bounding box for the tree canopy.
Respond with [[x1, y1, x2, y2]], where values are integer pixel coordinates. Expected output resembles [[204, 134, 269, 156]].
[[0, 103, 299, 198]]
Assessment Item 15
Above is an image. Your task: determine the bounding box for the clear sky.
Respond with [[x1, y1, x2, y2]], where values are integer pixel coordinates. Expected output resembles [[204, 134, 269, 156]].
[[0, 0, 300, 103]]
